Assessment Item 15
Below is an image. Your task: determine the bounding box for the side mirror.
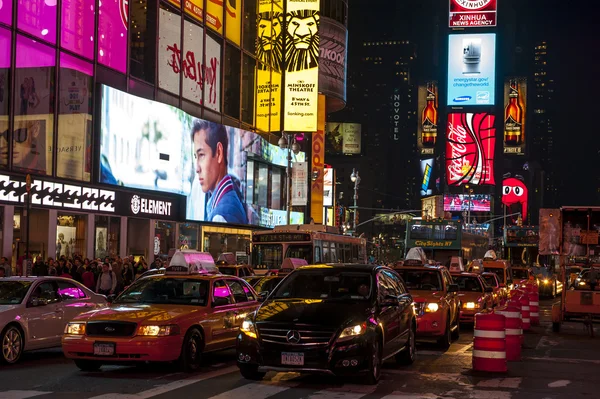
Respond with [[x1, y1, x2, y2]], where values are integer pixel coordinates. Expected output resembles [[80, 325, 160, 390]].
[[448, 284, 459, 293], [485, 286, 494, 293], [258, 291, 269, 302]]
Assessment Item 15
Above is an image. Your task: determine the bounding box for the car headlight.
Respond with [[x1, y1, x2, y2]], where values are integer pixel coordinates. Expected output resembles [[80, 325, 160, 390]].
[[339, 322, 367, 340], [137, 325, 180, 337], [425, 303, 439, 313], [579, 281, 586, 286], [241, 319, 258, 339], [65, 322, 86, 335], [463, 302, 479, 310], [543, 279, 550, 285]]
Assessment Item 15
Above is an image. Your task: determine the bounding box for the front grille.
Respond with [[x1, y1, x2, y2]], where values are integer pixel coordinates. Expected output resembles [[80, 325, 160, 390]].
[[257, 323, 336, 346], [86, 321, 137, 337]]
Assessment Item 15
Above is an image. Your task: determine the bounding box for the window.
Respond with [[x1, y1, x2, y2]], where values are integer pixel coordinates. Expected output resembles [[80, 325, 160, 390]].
[[18, 0, 57, 43], [61, 0, 95, 60], [224, 45, 241, 118], [213, 280, 233, 306], [384, 270, 406, 294], [246, 159, 255, 202], [98, 0, 128, 73], [13, 35, 55, 175], [158, 7, 181, 95], [226, 280, 249, 303], [30, 282, 60, 304], [241, 54, 256, 124], [257, 163, 268, 207], [243, 0, 257, 53], [57, 281, 86, 299], [130, 0, 157, 83], [0, 27, 10, 168], [271, 167, 282, 209], [225, 0, 241, 45], [57, 54, 93, 181]]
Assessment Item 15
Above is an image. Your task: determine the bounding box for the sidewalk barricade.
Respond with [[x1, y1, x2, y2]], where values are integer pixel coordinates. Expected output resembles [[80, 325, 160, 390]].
[[507, 296, 525, 345], [495, 306, 523, 361], [473, 312, 507, 373]]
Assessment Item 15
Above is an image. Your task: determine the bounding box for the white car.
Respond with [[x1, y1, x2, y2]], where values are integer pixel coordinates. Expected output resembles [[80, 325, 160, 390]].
[[1, 276, 108, 364]]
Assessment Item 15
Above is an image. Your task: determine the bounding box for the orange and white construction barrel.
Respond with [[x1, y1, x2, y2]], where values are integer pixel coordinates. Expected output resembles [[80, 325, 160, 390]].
[[473, 312, 507, 373], [495, 305, 523, 361]]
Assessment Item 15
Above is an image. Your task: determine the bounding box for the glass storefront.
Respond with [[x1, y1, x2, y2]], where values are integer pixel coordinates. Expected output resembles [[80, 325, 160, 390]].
[[201, 226, 251, 261], [94, 216, 121, 260], [179, 223, 200, 250], [56, 213, 87, 259], [127, 218, 150, 259], [155, 221, 175, 259]]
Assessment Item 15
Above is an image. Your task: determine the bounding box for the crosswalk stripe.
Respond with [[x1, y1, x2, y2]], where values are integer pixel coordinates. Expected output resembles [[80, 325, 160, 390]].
[[206, 382, 291, 399], [305, 391, 367, 399], [0, 391, 52, 399]]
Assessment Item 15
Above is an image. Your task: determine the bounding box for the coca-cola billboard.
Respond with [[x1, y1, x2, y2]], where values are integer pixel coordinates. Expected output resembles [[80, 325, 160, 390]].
[[446, 113, 496, 186], [449, 0, 497, 28]]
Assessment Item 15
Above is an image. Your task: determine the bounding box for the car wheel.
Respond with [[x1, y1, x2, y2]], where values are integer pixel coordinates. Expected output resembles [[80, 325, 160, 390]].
[[396, 323, 416, 365], [179, 328, 203, 372], [364, 337, 382, 385], [438, 316, 452, 349], [74, 360, 102, 371], [239, 364, 266, 380], [1, 325, 24, 364]]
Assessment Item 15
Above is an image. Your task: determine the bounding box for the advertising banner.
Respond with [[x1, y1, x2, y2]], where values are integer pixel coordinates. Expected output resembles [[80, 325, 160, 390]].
[[310, 95, 326, 223], [443, 194, 491, 212], [417, 82, 438, 155], [99, 85, 305, 226], [165, 0, 223, 33], [449, 0, 497, 28], [291, 161, 308, 206], [502, 175, 528, 222], [447, 33, 496, 106], [420, 158, 434, 197], [325, 122, 361, 155], [504, 227, 539, 248], [283, 0, 320, 132], [503, 77, 527, 155], [323, 167, 334, 206], [255, 0, 284, 132], [225, 0, 242, 45], [158, 9, 222, 112], [258, 207, 304, 228], [318, 17, 347, 103], [446, 112, 496, 186], [539, 209, 560, 255]]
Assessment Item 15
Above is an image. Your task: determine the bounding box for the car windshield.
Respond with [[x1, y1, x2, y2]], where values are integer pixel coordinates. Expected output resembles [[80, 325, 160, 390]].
[[271, 270, 372, 300], [255, 277, 283, 294], [397, 270, 443, 291], [0, 281, 33, 305], [482, 275, 497, 287], [454, 276, 483, 292], [512, 269, 529, 280], [483, 268, 505, 283], [114, 277, 209, 306], [218, 267, 237, 276]]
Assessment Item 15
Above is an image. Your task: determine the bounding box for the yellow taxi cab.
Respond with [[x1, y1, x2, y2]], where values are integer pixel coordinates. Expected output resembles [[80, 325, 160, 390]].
[[62, 250, 260, 372], [217, 263, 255, 278], [481, 251, 513, 302], [394, 248, 460, 349], [481, 272, 504, 307], [450, 272, 494, 323]]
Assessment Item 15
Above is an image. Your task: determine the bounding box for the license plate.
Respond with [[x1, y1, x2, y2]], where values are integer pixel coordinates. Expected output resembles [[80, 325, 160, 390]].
[[281, 352, 304, 366], [93, 342, 115, 356]]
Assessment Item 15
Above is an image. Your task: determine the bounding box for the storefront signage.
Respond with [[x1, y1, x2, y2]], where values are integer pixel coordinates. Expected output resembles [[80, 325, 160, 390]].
[[310, 95, 326, 223], [121, 192, 181, 221], [0, 174, 116, 212]]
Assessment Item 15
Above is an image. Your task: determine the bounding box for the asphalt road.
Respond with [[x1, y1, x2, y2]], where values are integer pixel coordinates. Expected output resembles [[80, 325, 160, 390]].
[[1, 299, 599, 399]]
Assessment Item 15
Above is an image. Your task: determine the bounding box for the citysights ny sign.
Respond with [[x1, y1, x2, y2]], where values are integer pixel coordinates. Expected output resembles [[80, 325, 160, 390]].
[[449, 0, 497, 28]]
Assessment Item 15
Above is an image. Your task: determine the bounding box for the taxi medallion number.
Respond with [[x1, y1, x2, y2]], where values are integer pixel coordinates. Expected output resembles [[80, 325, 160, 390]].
[[281, 352, 304, 366], [93, 342, 115, 356]]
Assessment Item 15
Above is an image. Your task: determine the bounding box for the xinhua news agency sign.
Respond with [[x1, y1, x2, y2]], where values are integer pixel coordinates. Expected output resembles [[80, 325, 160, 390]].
[[449, 0, 497, 28]]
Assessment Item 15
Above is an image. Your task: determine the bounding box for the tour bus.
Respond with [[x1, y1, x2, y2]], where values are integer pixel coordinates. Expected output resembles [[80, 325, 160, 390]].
[[251, 224, 367, 271]]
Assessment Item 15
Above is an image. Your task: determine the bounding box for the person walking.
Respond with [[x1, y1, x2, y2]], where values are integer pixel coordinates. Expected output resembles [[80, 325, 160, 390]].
[[96, 263, 117, 296]]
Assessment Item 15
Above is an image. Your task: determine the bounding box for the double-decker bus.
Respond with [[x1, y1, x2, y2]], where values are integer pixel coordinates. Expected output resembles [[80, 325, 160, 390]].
[[404, 219, 489, 264], [251, 225, 367, 271], [503, 226, 539, 267]]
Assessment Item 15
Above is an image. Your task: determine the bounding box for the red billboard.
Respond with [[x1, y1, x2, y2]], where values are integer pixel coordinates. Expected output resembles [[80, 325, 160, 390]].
[[449, 0, 497, 28], [446, 113, 496, 186]]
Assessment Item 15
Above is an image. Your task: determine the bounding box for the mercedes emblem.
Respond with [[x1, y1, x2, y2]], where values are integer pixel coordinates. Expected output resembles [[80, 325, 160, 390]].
[[286, 330, 301, 344]]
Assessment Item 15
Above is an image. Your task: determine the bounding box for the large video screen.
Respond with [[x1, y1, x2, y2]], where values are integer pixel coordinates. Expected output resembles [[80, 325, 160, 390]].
[[444, 194, 491, 212], [447, 33, 496, 106], [99, 85, 305, 226]]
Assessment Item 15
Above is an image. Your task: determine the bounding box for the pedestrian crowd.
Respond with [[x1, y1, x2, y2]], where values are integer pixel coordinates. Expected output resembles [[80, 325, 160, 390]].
[[0, 254, 167, 296]]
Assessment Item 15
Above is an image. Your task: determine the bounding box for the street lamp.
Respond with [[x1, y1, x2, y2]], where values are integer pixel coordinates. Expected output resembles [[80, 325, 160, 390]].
[[350, 169, 360, 233], [279, 133, 300, 225]]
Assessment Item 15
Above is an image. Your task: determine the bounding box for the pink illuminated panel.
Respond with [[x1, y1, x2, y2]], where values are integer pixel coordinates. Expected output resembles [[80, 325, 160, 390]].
[[0, 27, 10, 68], [61, 0, 95, 60], [98, 0, 128, 73], [17, 0, 57, 44], [0, 0, 13, 26], [61, 52, 93, 76]]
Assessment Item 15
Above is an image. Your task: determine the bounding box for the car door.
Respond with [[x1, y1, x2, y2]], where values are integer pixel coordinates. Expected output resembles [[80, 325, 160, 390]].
[[385, 270, 412, 345], [56, 280, 97, 323], [208, 279, 238, 349], [376, 271, 401, 357], [25, 281, 64, 349], [225, 279, 259, 331]]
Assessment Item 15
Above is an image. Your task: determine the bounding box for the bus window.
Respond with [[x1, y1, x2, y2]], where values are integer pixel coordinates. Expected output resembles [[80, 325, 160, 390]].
[[323, 242, 331, 263], [252, 244, 283, 270], [344, 244, 351, 263], [285, 245, 313, 264], [352, 244, 359, 262], [315, 245, 322, 263]]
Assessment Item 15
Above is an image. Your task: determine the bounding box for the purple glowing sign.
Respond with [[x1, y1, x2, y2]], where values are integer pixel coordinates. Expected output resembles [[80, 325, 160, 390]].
[[61, 0, 95, 60], [0, 0, 13, 26], [0, 27, 10, 68], [98, 0, 128, 73], [61, 52, 93, 76], [17, 0, 57, 44], [16, 34, 55, 68]]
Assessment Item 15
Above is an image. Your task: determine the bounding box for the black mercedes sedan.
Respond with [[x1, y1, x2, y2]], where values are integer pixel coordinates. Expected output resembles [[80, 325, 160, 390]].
[[236, 264, 416, 384]]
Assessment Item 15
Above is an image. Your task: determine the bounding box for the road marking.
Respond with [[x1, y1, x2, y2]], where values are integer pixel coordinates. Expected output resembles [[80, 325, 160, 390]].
[[469, 391, 512, 399], [380, 393, 439, 399], [305, 390, 367, 399], [84, 395, 139, 399], [206, 382, 290, 399], [456, 343, 474, 354], [524, 356, 600, 365], [477, 378, 522, 389], [548, 380, 571, 388], [0, 391, 52, 399]]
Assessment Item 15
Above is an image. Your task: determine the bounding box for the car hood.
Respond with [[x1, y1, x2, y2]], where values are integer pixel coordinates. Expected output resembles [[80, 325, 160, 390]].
[[458, 292, 484, 302], [256, 299, 371, 328], [72, 304, 201, 323], [410, 291, 445, 302]]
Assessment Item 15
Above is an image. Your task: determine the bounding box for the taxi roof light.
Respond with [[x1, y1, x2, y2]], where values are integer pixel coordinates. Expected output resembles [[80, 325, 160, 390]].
[[165, 250, 220, 275]]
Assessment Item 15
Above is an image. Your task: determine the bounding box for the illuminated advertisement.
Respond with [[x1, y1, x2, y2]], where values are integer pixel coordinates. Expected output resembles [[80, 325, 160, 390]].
[[420, 158, 434, 197], [165, 0, 223, 34], [99, 85, 305, 226], [98, 0, 128, 73], [443, 194, 491, 212], [323, 167, 334, 206], [283, 0, 320, 132], [501, 175, 528, 223], [417, 82, 438, 155], [447, 33, 496, 106], [325, 122, 361, 155], [310, 95, 326, 223], [158, 9, 221, 112], [318, 16, 347, 104], [291, 161, 308, 206], [449, 0, 497, 28], [503, 77, 527, 155], [255, 0, 284, 132], [446, 112, 496, 186], [539, 209, 560, 255], [504, 227, 539, 248]]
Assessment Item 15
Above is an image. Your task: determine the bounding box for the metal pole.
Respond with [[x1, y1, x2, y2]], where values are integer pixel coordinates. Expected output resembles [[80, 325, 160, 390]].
[[25, 192, 30, 276], [353, 171, 359, 232], [286, 133, 292, 225]]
